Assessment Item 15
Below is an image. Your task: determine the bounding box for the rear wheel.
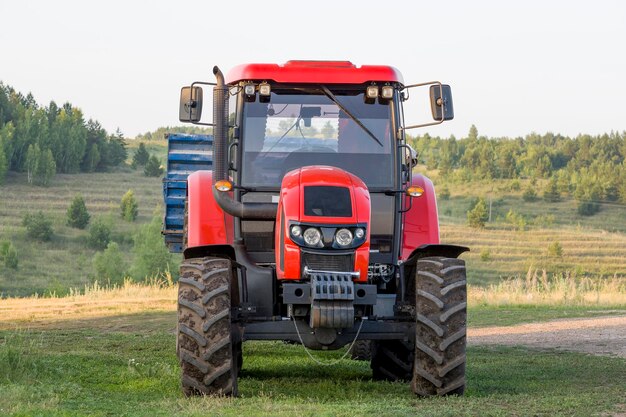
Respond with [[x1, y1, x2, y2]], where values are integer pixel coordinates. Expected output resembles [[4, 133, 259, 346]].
[[371, 339, 413, 381], [411, 256, 467, 396], [177, 257, 238, 396], [350, 340, 371, 361]]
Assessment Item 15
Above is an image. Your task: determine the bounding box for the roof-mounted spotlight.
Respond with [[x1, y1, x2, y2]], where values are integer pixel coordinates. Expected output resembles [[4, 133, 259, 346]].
[[365, 84, 378, 104], [258, 82, 271, 103], [244, 82, 256, 102], [381, 85, 394, 100]]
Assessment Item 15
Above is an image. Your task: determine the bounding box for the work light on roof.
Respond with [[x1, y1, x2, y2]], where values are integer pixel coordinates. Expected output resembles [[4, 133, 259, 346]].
[[366, 85, 379, 99], [381, 85, 394, 99], [243, 83, 256, 96], [258, 82, 271, 96]]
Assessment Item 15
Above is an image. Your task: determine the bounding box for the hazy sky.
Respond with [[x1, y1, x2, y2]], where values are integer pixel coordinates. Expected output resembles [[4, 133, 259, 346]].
[[1, 0, 625, 139]]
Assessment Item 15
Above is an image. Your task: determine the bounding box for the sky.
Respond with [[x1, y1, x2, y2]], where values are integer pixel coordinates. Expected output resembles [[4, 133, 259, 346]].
[[1, 0, 625, 139]]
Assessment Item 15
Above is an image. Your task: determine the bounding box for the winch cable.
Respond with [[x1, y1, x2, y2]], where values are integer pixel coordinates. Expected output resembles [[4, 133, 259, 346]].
[[289, 314, 365, 366]]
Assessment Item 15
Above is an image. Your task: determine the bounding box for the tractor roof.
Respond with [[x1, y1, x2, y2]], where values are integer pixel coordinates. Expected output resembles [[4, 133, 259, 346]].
[[225, 61, 404, 85]]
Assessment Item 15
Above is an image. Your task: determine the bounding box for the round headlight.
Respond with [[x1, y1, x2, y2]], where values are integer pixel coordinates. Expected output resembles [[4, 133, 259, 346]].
[[290, 225, 302, 237], [354, 228, 365, 239], [303, 228, 322, 246], [335, 228, 353, 247]]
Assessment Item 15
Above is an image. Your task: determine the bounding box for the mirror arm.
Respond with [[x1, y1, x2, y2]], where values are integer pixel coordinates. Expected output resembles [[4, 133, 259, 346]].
[[187, 81, 219, 126], [399, 81, 447, 131]]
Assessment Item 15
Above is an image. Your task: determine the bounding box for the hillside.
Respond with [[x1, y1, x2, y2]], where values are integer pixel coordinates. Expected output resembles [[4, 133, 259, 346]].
[[1, 142, 625, 296], [0, 167, 172, 296]]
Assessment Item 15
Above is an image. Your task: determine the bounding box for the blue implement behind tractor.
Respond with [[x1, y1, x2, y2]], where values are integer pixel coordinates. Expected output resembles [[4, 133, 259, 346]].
[[162, 133, 213, 253]]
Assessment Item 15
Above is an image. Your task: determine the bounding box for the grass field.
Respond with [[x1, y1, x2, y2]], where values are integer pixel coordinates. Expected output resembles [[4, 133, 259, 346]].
[[0, 168, 168, 296], [1, 146, 625, 297], [0, 284, 624, 417]]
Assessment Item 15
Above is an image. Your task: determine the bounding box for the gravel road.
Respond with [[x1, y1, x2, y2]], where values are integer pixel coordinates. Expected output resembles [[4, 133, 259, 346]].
[[468, 315, 626, 358]]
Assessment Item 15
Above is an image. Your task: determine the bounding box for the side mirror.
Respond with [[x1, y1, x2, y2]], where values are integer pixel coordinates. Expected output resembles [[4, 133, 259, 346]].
[[429, 84, 454, 121], [406, 145, 418, 167], [179, 86, 203, 122]]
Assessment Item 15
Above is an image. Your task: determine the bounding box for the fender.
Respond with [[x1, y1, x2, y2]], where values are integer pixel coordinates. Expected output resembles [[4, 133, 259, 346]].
[[184, 170, 234, 257], [400, 174, 440, 261]]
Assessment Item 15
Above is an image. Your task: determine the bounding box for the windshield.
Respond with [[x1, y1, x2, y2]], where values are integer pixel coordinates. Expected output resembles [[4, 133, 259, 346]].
[[240, 88, 394, 188]]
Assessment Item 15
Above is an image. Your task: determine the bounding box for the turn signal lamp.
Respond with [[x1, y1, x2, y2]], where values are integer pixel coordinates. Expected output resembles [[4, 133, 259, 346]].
[[407, 185, 424, 197], [214, 180, 233, 192]]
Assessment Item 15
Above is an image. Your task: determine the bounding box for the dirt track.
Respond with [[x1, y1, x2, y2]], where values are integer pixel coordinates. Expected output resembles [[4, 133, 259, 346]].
[[468, 315, 626, 358]]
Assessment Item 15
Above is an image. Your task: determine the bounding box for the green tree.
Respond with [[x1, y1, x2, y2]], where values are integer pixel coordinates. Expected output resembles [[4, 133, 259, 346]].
[[93, 242, 127, 285], [132, 143, 150, 168], [22, 211, 54, 241], [543, 177, 561, 202], [67, 195, 90, 229], [522, 185, 538, 202], [144, 155, 163, 177], [88, 217, 111, 250], [120, 189, 139, 222], [34, 148, 56, 186], [25, 144, 56, 186], [467, 198, 488, 228], [131, 214, 174, 280]]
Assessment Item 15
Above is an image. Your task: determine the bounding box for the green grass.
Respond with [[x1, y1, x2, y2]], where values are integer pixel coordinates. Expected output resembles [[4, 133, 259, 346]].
[[1, 157, 625, 296], [1, 312, 625, 417], [0, 168, 170, 297]]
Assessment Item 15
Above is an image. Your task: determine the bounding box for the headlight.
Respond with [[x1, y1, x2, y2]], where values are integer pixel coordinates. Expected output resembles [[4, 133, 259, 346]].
[[303, 228, 322, 246], [335, 228, 353, 247], [354, 228, 365, 239], [290, 225, 302, 237]]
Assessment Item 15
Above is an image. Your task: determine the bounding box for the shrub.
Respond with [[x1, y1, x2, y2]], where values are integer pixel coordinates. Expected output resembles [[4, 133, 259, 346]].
[[131, 143, 150, 168], [543, 177, 561, 202], [505, 209, 527, 231], [522, 186, 538, 202], [467, 198, 488, 228], [480, 248, 491, 261], [120, 190, 139, 222], [131, 214, 174, 280], [509, 180, 521, 191], [577, 201, 600, 216], [144, 155, 164, 177], [88, 217, 111, 250], [93, 242, 127, 285], [67, 195, 90, 229], [547, 241, 563, 257], [22, 212, 54, 241], [0, 240, 18, 269], [439, 186, 450, 200]]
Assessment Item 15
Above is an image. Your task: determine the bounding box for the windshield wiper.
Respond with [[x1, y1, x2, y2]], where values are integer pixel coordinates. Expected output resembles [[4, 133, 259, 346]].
[[319, 85, 383, 147]]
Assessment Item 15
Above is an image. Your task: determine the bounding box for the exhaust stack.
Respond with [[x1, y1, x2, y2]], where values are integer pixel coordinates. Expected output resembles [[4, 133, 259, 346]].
[[211, 66, 277, 220]]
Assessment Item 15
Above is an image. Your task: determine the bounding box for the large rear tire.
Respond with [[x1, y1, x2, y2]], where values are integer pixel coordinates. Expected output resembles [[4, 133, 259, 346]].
[[177, 257, 238, 396], [411, 256, 467, 396], [350, 340, 372, 361], [371, 339, 414, 381]]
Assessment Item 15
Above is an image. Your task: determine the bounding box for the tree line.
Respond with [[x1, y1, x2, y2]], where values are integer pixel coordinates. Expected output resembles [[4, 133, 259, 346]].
[[0, 82, 127, 185], [409, 125, 626, 204]]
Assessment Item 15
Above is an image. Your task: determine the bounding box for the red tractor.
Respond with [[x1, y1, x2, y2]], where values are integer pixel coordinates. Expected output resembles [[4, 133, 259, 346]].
[[165, 61, 468, 397]]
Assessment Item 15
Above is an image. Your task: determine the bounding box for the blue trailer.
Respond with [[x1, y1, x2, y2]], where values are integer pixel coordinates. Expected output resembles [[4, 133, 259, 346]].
[[162, 133, 213, 253]]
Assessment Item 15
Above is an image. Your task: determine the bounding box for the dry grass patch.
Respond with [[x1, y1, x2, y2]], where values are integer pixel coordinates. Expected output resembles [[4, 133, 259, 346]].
[[0, 277, 176, 330], [469, 268, 626, 306]]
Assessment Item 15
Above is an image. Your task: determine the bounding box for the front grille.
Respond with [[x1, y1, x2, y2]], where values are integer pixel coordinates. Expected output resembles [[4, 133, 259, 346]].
[[302, 252, 354, 272]]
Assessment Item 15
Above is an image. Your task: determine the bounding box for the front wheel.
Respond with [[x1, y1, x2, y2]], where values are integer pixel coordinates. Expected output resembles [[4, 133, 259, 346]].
[[177, 257, 238, 396], [411, 256, 467, 396]]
